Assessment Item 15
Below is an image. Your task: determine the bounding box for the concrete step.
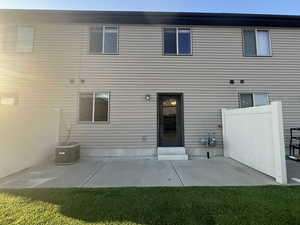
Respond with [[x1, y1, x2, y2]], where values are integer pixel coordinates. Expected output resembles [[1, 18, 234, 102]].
[[157, 154, 189, 161], [157, 147, 186, 155], [157, 147, 188, 160]]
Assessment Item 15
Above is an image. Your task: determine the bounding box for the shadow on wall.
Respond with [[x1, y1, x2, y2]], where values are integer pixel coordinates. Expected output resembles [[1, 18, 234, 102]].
[[1, 187, 300, 225]]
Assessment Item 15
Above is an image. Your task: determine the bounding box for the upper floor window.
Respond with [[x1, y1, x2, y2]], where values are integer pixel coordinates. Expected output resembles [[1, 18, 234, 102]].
[[89, 26, 118, 54], [242, 30, 271, 57], [163, 28, 191, 55], [79, 92, 110, 123], [16, 26, 34, 53], [3, 26, 34, 53], [239, 93, 269, 108]]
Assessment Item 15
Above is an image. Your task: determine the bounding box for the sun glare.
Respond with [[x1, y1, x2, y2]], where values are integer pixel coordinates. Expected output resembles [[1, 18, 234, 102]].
[[0, 97, 15, 106]]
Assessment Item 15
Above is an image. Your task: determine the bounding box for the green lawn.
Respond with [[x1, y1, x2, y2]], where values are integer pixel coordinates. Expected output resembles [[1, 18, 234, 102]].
[[1, 186, 300, 225]]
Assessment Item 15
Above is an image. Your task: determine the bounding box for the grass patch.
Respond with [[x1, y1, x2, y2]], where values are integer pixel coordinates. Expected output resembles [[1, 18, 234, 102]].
[[1, 186, 300, 225]]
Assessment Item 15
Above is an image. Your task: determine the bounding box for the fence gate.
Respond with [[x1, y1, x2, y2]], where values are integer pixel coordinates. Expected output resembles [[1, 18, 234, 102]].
[[222, 101, 287, 184]]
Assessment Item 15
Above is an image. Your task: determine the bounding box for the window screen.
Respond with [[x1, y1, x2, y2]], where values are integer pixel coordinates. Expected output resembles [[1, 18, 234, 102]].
[[253, 93, 269, 106], [164, 28, 177, 54], [256, 31, 271, 56], [79, 93, 93, 121], [243, 30, 256, 56], [240, 93, 269, 108], [79, 92, 110, 122], [178, 28, 191, 54], [240, 93, 254, 108], [90, 26, 118, 54], [94, 93, 109, 122], [3, 26, 17, 52], [16, 26, 34, 53], [164, 28, 191, 55], [243, 30, 271, 56], [89, 27, 103, 53], [104, 27, 118, 54]]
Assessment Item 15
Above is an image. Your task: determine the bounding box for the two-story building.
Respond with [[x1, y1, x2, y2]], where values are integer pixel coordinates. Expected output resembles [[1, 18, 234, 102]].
[[1, 10, 300, 158]]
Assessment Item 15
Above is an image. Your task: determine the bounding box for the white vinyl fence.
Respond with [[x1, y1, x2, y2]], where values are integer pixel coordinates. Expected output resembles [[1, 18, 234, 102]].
[[0, 106, 61, 178], [222, 101, 287, 184]]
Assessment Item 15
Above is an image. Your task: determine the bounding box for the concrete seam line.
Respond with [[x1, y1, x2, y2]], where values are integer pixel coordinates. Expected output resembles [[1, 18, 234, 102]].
[[79, 162, 106, 188], [170, 161, 184, 186]]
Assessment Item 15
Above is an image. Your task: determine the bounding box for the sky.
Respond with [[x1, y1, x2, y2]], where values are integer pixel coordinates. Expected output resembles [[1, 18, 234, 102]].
[[0, 0, 300, 15]]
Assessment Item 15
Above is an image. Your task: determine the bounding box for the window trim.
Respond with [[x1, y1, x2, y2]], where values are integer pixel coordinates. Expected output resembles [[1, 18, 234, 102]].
[[239, 92, 270, 108], [78, 91, 110, 124], [163, 27, 193, 56], [89, 25, 119, 55], [242, 29, 272, 57]]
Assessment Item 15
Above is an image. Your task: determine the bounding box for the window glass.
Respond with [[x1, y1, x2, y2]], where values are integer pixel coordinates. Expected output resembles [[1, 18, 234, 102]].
[[79, 93, 93, 121], [104, 27, 118, 53], [240, 93, 253, 108], [79, 92, 109, 122], [178, 28, 191, 54], [90, 27, 103, 53], [164, 28, 177, 54], [94, 93, 109, 121], [0, 97, 15, 105], [0, 93, 18, 106], [243, 30, 256, 56], [3, 26, 16, 52], [257, 31, 271, 56], [253, 93, 269, 106], [16, 26, 34, 52], [240, 93, 269, 108]]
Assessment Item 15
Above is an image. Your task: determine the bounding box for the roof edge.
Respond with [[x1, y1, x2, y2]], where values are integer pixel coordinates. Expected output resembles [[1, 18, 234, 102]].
[[0, 9, 300, 27]]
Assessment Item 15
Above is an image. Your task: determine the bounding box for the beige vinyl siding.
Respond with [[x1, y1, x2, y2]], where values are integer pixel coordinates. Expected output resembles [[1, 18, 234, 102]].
[[1, 23, 300, 156]]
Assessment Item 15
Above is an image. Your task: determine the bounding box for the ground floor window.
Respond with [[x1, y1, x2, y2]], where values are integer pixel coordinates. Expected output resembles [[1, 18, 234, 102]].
[[79, 92, 110, 123], [0, 93, 18, 106], [239, 93, 269, 108]]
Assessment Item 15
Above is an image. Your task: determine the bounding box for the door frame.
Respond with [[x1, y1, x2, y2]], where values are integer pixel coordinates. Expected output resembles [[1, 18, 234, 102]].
[[157, 93, 185, 147]]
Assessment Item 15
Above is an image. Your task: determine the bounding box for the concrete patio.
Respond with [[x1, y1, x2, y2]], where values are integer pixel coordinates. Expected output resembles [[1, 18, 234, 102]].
[[0, 157, 279, 188], [286, 158, 300, 184]]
